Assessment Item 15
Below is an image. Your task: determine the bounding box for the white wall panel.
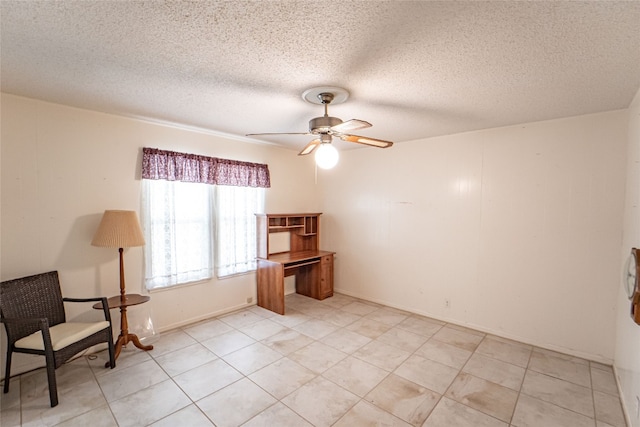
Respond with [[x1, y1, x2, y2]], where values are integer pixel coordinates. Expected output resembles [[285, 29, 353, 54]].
[[615, 87, 640, 427], [320, 110, 627, 361]]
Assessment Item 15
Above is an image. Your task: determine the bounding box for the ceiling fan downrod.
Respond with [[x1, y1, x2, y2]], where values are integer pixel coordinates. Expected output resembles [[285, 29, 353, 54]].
[[310, 92, 342, 133], [318, 92, 334, 117]]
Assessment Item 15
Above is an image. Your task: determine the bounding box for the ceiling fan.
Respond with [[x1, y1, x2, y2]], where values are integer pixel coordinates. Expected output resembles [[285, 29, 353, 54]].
[[246, 86, 394, 157]]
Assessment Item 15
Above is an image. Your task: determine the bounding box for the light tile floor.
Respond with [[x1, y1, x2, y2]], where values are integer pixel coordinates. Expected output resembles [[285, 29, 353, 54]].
[[0, 293, 627, 427]]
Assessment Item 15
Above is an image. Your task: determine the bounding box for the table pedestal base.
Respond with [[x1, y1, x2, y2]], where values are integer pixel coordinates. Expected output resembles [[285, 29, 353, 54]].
[[104, 331, 153, 368], [94, 294, 154, 368]]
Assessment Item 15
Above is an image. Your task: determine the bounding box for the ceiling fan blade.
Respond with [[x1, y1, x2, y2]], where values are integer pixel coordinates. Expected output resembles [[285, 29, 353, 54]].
[[338, 134, 394, 148], [246, 132, 310, 136], [298, 139, 321, 156], [330, 119, 371, 133]]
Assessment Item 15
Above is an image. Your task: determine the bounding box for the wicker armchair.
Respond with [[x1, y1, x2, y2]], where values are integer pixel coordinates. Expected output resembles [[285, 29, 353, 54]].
[[1, 271, 115, 407]]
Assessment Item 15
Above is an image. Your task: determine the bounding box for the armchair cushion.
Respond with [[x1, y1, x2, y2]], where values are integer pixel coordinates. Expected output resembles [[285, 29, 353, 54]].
[[15, 321, 110, 351]]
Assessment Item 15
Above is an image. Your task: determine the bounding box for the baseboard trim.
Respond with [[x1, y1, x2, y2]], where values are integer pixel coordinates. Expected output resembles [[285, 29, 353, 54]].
[[334, 287, 613, 365], [156, 301, 254, 333], [613, 364, 634, 427]]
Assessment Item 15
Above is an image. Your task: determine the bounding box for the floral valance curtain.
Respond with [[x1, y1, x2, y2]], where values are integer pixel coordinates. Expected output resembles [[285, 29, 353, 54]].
[[142, 147, 271, 188]]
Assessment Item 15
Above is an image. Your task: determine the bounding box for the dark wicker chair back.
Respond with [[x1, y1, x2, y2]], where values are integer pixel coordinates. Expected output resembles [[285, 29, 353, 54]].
[[1, 271, 115, 407], [1, 271, 66, 343]]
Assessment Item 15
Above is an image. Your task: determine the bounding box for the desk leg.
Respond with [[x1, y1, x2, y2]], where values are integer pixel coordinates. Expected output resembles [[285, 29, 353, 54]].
[[104, 304, 153, 367], [257, 260, 285, 315]]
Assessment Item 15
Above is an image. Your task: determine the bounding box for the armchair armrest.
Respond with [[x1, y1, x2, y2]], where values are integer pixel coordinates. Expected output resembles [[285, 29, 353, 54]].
[[62, 297, 112, 324], [63, 297, 106, 303], [1, 316, 52, 348]]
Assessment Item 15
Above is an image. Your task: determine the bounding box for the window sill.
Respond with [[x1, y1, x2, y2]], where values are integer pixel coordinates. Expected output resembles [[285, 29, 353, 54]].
[[147, 277, 213, 293], [147, 270, 257, 293], [216, 269, 256, 280]]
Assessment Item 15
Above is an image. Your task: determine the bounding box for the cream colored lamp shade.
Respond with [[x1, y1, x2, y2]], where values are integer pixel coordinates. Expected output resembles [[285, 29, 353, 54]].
[[91, 210, 145, 248]]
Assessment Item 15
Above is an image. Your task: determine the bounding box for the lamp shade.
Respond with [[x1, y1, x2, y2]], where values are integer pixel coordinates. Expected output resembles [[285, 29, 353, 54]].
[[91, 210, 145, 248]]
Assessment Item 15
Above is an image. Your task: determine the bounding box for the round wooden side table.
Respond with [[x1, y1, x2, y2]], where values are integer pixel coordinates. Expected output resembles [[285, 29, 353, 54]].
[[93, 294, 154, 366]]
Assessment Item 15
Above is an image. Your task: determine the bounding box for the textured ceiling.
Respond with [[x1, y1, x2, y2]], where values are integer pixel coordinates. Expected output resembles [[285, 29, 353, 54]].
[[2, 1, 640, 152]]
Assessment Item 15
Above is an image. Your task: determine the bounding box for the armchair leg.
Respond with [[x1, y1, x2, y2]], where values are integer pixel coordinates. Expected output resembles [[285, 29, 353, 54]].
[[3, 349, 12, 394], [44, 350, 58, 407], [107, 331, 116, 369]]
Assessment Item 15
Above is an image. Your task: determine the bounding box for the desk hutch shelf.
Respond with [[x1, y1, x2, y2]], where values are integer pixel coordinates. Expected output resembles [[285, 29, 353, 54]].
[[255, 213, 334, 314], [257, 213, 320, 258]]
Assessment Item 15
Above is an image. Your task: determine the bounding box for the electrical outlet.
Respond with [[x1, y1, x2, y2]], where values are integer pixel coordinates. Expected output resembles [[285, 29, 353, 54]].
[[246, 297, 253, 304], [445, 298, 450, 308]]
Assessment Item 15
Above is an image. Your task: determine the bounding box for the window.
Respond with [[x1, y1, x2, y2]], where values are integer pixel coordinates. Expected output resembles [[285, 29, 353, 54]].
[[142, 180, 265, 289], [142, 179, 213, 290], [140, 147, 270, 290], [214, 185, 265, 278]]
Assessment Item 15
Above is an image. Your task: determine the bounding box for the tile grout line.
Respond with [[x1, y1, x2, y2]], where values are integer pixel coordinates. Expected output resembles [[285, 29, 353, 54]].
[[6, 293, 626, 427]]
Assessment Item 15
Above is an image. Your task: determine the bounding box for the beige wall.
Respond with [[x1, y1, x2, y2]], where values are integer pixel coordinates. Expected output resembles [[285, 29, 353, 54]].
[[615, 87, 640, 427], [1, 91, 635, 413], [319, 110, 628, 363], [0, 93, 320, 375]]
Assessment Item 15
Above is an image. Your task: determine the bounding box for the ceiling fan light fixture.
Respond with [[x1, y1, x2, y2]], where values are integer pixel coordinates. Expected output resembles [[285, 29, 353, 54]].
[[315, 143, 339, 169]]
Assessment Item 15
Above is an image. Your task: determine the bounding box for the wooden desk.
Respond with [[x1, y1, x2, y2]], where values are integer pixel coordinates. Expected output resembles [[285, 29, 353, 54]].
[[257, 250, 335, 315], [93, 294, 153, 365]]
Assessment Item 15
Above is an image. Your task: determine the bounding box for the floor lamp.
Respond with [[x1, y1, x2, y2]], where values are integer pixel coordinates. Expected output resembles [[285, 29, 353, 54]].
[[92, 210, 153, 363]]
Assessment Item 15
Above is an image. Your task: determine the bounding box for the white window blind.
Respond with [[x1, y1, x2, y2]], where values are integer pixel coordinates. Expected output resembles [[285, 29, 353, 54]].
[[142, 179, 213, 290], [214, 185, 264, 278]]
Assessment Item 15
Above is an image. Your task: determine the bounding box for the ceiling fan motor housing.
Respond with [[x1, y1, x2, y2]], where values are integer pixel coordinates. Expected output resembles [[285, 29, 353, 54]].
[[309, 116, 342, 133]]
